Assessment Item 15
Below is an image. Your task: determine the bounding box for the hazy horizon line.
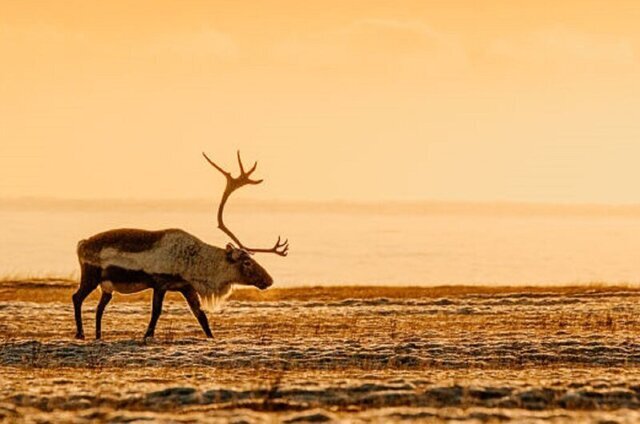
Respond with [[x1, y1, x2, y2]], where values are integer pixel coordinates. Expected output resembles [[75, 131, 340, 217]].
[[4, 195, 640, 217]]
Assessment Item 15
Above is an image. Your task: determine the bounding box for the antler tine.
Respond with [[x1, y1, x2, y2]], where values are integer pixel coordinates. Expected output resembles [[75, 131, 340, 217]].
[[236, 150, 245, 175], [277, 237, 289, 256], [245, 235, 289, 256], [202, 152, 230, 178], [246, 161, 258, 176], [274, 236, 289, 256], [236, 151, 262, 184]]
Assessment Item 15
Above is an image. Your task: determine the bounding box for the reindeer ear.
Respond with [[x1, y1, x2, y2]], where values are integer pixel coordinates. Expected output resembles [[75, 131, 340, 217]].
[[225, 243, 242, 262]]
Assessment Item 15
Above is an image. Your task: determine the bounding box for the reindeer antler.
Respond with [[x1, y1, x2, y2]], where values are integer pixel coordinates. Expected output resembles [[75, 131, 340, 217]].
[[202, 151, 289, 256]]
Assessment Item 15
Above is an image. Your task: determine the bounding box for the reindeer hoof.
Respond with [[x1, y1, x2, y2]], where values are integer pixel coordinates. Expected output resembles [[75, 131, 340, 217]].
[[75, 333, 85, 340]]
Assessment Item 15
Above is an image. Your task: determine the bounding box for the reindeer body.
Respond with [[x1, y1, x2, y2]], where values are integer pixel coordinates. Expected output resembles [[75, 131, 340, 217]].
[[72, 151, 287, 340], [78, 228, 237, 299], [73, 228, 273, 340]]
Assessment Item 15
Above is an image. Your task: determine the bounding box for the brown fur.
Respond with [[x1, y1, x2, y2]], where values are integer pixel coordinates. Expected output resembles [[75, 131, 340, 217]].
[[73, 228, 273, 341], [81, 228, 167, 254]]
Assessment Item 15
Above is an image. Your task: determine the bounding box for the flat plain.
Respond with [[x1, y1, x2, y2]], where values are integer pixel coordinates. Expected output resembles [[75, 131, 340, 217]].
[[2, 280, 640, 423]]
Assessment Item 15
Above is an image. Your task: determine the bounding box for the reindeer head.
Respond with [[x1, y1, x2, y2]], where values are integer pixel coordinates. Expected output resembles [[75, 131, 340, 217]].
[[224, 244, 273, 290]]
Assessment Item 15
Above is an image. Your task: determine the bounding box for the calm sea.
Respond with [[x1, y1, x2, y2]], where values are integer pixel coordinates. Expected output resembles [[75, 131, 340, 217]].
[[2, 199, 640, 286]]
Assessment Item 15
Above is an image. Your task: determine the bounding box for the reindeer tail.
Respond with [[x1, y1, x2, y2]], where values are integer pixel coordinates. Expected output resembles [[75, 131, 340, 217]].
[[76, 239, 87, 256]]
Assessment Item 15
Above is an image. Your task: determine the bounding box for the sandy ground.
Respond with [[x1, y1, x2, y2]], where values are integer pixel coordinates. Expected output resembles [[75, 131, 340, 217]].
[[2, 280, 640, 422]]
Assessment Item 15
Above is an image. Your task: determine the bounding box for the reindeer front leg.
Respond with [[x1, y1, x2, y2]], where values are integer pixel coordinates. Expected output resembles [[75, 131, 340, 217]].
[[95, 291, 112, 340], [144, 288, 166, 339], [179, 286, 213, 338]]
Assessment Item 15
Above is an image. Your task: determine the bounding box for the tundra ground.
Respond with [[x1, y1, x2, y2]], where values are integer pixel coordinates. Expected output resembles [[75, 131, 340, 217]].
[[2, 280, 640, 422]]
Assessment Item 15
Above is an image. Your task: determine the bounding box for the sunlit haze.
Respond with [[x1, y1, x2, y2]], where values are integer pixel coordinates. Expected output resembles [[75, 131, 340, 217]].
[[2, 0, 640, 203]]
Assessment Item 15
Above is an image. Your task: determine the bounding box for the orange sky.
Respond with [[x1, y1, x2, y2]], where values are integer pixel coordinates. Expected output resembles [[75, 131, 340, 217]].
[[1, 0, 639, 202]]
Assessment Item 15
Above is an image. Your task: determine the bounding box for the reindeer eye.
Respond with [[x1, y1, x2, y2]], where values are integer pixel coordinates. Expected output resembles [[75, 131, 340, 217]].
[[242, 259, 252, 268]]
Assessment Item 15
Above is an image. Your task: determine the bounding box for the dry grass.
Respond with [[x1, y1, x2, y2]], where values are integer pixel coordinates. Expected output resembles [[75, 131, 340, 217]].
[[0, 277, 634, 303], [3, 279, 640, 422]]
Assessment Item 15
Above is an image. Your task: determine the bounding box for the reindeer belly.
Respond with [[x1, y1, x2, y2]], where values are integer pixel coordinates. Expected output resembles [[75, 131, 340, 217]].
[[100, 280, 150, 294], [99, 265, 157, 293], [99, 265, 185, 294]]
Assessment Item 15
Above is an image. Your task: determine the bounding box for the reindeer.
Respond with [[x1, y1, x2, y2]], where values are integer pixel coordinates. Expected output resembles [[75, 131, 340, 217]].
[[72, 152, 288, 340]]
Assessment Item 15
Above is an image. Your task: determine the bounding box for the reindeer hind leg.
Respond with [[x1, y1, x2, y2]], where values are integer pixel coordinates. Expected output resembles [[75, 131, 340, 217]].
[[73, 264, 101, 339], [144, 288, 166, 340]]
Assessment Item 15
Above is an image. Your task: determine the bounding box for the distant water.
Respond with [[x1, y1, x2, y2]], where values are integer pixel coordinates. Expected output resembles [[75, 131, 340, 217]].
[[2, 198, 640, 286]]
